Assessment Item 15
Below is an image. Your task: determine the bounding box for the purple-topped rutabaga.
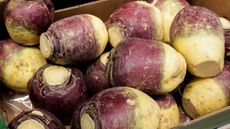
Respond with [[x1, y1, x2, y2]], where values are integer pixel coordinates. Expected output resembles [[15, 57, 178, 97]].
[[85, 52, 110, 96], [4, 0, 54, 45], [107, 38, 186, 95], [170, 6, 224, 77], [29, 64, 88, 122], [40, 14, 108, 65], [8, 109, 65, 129], [71, 87, 160, 129], [107, 1, 163, 47], [147, 0, 189, 43]]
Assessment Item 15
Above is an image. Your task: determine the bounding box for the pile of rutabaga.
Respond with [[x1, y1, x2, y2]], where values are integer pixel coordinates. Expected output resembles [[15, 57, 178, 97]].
[[0, 0, 229, 129]]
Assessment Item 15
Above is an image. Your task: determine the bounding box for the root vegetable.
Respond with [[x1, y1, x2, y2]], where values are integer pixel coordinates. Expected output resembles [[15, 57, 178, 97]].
[[8, 109, 65, 129], [154, 94, 180, 129], [107, 1, 163, 47], [0, 39, 47, 92], [4, 0, 54, 45], [29, 64, 88, 122], [147, 0, 189, 43], [170, 6, 225, 77], [107, 38, 186, 95], [219, 17, 230, 30], [85, 51, 110, 96], [182, 61, 230, 119], [40, 14, 108, 65], [71, 87, 160, 129]]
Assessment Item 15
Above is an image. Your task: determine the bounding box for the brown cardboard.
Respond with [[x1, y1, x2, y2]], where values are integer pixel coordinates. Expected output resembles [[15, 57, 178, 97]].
[[54, 0, 133, 22], [188, 0, 230, 20]]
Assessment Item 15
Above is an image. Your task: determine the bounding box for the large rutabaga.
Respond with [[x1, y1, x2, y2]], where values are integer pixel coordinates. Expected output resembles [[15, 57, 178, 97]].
[[107, 38, 186, 95], [40, 14, 108, 65], [0, 39, 47, 92], [170, 6, 225, 77], [29, 64, 88, 122], [147, 0, 189, 43], [182, 61, 230, 119], [107, 1, 163, 47], [71, 87, 161, 129], [4, 0, 54, 45]]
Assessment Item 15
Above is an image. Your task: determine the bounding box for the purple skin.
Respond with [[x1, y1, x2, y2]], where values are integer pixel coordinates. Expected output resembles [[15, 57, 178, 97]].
[[71, 87, 136, 129], [214, 61, 230, 99], [154, 94, 176, 109], [107, 1, 157, 40], [4, 0, 54, 35], [224, 30, 230, 61], [85, 60, 110, 96], [108, 38, 164, 95], [8, 109, 65, 129], [107, 38, 163, 95], [29, 64, 88, 123], [170, 6, 223, 41], [0, 39, 22, 80], [43, 14, 99, 65]]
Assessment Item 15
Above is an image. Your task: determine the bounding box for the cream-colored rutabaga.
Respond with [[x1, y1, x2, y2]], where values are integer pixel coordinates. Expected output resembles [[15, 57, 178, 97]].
[[148, 0, 189, 43], [160, 43, 186, 94], [155, 94, 180, 129], [182, 61, 230, 119], [0, 39, 47, 92], [219, 17, 230, 29]]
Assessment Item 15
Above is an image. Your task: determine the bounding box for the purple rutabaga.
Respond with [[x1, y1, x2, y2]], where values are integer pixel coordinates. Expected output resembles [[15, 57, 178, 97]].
[[8, 109, 65, 129], [0, 39, 47, 92], [170, 6, 225, 77], [107, 1, 163, 47], [182, 61, 230, 119], [40, 14, 108, 65], [107, 38, 186, 95], [154, 94, 180, 129], [147, 0, 189, 43], [29, 64, 88, 122], [85, 52, 110, 96], [71, 87, 160, 129], [4, 0, 54, 45]]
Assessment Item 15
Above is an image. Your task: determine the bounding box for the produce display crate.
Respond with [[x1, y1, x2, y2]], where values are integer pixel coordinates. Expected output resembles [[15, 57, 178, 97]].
[[42, 0, 230, 128], [0, 0, 230, 128]]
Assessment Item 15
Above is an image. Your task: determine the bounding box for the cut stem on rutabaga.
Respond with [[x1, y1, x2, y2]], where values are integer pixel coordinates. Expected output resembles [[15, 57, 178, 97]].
[[29, 64, 88, 122], [40, 14, 108, 65], [71, 87, 161, 129]]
